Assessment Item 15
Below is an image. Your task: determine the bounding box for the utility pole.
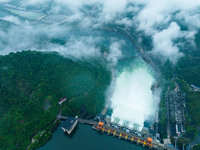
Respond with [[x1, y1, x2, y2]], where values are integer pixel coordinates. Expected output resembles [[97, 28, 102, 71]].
[[175, 136, 177, 149], [174, 135, 179, 149]]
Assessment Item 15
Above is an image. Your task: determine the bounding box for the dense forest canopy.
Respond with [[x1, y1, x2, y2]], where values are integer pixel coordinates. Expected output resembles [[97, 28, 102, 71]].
[[0, 51, 111, 150]]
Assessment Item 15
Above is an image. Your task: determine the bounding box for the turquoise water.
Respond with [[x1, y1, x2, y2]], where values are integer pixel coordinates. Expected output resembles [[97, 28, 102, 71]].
[[38, 123, 148, 150]]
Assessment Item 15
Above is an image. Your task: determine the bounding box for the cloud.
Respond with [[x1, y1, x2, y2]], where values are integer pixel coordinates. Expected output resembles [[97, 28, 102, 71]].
[[151, 22, 184, 63], [0, 0, 12, 3], [175, 10, 200, 29], [18, 0, 50, 7], [53, 36, 100, 60], [0, 16, 123, 64], [1, 0, 200, 62], [1, 16, 21, 25], [115, 18, 133, 27], [130, 0, 200, 62], [0, 21, 101, 60], [100, 0, 128, 21], [106, 41, 123, 67]]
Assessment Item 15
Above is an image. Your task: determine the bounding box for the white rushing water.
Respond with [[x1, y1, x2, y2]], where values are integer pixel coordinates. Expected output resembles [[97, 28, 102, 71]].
[[110, 61, 158, 131]]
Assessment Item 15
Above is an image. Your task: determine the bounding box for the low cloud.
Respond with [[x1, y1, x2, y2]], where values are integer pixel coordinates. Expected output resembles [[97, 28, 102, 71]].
[[115, 18, 133, 27], [106, 41, 123, 67], [0, 0, 12, 3], [151, 22, 184, 63], [1, 0, 200, 62], [53, 36, 100, 60], [1, 16, 21, 25], [132, 0, 200, 62]]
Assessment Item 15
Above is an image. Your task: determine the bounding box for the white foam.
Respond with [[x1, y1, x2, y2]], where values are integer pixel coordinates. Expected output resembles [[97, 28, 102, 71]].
[[110, 66, 156, 131]]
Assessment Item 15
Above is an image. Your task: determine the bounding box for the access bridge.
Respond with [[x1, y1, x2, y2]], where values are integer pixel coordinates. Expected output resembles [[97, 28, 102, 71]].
[[57, 115, 95, 125]]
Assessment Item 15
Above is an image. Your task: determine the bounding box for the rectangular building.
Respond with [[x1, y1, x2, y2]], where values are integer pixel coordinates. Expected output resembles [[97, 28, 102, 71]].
[[61, 117, 78, 134]]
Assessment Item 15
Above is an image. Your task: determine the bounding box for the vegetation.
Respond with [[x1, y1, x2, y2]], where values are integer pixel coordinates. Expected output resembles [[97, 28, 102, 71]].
[[171, 114, 199, 148], [161, 59, 176, 81], [193, 144, 200, 150], [0, 51, 111, 150], [27, 120, 60, 150], [186, 91, 200, 127], [155, 31, 200, 149], [96, 44, 109, 53], [159, 88, 167, 139], [177, 56, 200, 87], [176, 51, 200, 127]]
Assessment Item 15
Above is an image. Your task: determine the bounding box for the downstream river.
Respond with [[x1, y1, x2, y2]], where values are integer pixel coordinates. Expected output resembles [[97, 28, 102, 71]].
[[38, 123, 148, 150]]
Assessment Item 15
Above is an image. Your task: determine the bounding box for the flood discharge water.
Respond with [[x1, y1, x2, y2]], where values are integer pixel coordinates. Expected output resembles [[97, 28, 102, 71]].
[[109, 59, 158, 131]]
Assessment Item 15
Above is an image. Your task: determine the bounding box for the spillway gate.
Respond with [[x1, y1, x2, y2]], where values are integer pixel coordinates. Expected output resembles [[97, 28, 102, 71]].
[[93, 122, 176, 150]]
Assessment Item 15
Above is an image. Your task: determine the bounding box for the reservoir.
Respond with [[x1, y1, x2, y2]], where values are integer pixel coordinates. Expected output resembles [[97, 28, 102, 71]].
[[38, 122, 148, 150]]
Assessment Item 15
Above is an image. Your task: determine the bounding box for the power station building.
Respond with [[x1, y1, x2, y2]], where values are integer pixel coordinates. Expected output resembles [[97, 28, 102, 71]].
[[61, 117, 78, 134]]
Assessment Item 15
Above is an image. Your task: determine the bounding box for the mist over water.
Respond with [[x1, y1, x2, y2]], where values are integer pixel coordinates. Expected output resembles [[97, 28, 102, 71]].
[[109, 59, 157, 131]]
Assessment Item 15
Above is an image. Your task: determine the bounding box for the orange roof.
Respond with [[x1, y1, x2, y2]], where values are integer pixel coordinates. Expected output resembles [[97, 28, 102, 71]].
[[147, 138, 153, 143], [98, 122, 104, 126]]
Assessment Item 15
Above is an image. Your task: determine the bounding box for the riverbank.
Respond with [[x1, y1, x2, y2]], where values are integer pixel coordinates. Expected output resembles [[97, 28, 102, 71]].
[[26, 120, 61, 150]]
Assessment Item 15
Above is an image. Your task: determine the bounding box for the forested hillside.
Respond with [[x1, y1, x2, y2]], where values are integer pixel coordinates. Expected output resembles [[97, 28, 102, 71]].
[[157, 31, 200, 149], [0, 51, 111, 150]]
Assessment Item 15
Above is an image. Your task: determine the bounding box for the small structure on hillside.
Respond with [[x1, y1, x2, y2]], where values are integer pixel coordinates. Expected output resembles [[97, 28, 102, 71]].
[[59, 97, 67, 105], [61, 116, 78, 134]]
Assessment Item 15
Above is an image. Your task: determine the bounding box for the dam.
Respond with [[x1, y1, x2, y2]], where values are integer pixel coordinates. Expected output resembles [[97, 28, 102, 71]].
[[93, 122, 176, 150], [57, 114, 176, 150]]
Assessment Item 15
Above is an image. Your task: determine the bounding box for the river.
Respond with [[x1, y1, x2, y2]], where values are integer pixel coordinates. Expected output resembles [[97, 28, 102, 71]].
[[38, 122, 148, 150]]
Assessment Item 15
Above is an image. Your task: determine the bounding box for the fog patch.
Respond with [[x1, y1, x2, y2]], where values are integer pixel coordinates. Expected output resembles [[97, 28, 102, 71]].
[[151, 22, 184, 63], [1, 16, 22, 25], [106, 41, 123, 67], [53, 36, 100, 60]]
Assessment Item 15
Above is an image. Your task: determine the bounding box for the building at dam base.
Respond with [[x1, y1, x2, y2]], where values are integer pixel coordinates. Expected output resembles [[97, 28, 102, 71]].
[[61, 117, 78, 134]]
